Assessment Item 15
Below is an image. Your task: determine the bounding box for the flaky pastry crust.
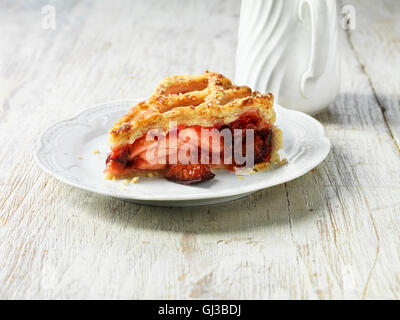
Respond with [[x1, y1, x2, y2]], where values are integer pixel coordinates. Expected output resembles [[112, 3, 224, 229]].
[[107, 71, 283, 176]]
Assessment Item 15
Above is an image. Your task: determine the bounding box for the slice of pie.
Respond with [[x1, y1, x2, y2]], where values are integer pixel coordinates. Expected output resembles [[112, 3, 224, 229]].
[[105, 71, 283, 184]]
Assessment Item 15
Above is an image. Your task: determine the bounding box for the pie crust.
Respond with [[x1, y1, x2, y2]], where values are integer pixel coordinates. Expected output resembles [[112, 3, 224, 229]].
[[105, 71, 283, 184]]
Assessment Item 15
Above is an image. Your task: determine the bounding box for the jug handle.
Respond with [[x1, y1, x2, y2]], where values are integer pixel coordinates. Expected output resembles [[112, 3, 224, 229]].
[[298, 0, 326, 98]]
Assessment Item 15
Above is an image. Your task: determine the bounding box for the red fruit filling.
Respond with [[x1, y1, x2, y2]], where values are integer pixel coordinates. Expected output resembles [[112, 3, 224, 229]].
[[106, 110, 273, 184], [165, 164, 215, 184]]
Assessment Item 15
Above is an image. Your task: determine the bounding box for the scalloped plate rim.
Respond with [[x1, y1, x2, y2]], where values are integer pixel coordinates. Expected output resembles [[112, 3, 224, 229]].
[[35, 99, 331, 202]]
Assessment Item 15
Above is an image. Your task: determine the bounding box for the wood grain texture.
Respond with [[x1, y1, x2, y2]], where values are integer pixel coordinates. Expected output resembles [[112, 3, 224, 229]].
[[0, 0, 399, 299]]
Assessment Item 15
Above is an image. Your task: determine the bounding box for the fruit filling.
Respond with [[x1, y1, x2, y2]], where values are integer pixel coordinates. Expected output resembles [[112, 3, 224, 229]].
[[105, 110, 273, 184]]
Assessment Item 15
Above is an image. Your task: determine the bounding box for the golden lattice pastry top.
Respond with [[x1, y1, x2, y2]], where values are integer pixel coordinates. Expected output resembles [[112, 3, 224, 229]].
[[109, 71, 276, 146]]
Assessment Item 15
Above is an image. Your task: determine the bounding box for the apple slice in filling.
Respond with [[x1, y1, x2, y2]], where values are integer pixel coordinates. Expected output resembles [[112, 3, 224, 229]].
[[105, 110, 273, 184]]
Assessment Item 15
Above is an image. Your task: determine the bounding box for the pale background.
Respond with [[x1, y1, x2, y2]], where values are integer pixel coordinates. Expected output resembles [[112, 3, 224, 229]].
[[0, 0, 399, 299]]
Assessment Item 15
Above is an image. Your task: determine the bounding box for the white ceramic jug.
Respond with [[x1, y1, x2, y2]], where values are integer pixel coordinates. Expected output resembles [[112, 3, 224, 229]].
[[235, 0, 340, 115]]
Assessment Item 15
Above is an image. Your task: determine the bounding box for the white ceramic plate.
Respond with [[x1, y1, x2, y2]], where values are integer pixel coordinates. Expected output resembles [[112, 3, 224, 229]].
[[35, 99, 330, 206]]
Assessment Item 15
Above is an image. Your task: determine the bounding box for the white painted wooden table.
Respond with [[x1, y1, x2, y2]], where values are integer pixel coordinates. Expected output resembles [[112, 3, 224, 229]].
[[1, 0, 399, 299]]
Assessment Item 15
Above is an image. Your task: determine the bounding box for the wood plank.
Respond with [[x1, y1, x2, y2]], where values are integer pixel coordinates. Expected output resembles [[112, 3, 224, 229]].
[[0, 0, 399, 299], [344, 0, 400, 152]]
